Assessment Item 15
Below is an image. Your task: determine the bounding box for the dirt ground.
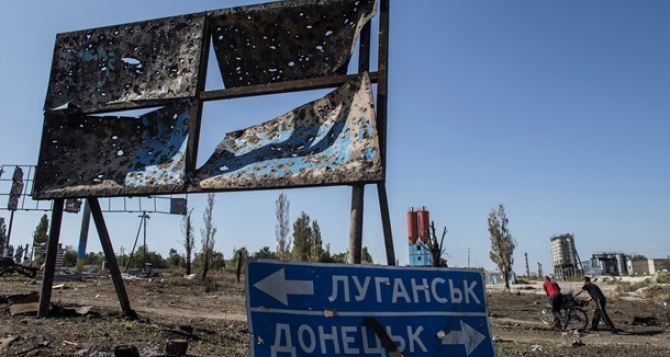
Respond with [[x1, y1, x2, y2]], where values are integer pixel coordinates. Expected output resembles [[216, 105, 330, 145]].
[[1, 271, 669, 356]]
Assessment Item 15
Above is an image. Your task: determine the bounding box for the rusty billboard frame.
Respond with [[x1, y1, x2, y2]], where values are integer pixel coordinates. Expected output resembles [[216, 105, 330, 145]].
[[34, 0, 382, 199], [34, 0, 394, 319]]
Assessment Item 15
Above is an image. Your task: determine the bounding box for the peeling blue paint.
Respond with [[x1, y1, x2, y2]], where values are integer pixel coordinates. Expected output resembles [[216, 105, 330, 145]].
[[194, 73, 383, 190]]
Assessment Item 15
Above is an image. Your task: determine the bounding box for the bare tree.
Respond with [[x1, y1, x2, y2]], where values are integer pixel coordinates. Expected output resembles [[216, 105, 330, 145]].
[[200, 193, 217, 280], [275, 193, 291, 260], [181, 208, 195, 275], [428, 221, 448, 267], [488, 204, 515, 290]]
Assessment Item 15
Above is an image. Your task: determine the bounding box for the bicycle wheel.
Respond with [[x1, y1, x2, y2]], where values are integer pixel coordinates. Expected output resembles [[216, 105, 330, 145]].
[[565, 308, 589, 331], [539, 304, 554, 326]]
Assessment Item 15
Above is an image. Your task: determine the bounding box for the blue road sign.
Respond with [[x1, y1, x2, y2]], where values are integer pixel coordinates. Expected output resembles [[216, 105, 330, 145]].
[[246, 261, 496, 357]]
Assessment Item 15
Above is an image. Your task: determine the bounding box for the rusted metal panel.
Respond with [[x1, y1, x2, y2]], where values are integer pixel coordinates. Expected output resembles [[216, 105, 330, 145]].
[[208, 0, 375, 88], [192, 72, 382, 191], [44, 14, 206, 113], [33, 100, 195, 199]]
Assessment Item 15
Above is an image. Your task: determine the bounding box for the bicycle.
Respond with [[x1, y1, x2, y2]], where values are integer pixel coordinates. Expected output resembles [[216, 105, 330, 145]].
[[539, 294, 589, 331]]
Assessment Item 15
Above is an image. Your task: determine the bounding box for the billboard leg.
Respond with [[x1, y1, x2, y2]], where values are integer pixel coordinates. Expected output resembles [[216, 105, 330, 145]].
[[377, 182, 396, 266], [347, 184, 364, 264], [37, 199, 65, 317], [88, 198, 136, 319], [76, 201, 91, 270]]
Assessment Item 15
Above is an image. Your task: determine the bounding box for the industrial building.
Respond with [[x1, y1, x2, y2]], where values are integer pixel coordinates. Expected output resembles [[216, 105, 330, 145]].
[[582, 252, 628, 276], [580, 253, 669, 276], [550, 233, 583, 280], [627, 257, 670, 276], [407, 207, 433, 266]]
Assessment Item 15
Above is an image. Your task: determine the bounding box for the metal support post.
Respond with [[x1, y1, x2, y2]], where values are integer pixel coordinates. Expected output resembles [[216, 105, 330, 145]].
[[37, 199, 65, 317], [375, 0, 395, 266], [377, 182, 395, 265], [348, 184, 365, 264], [87, 198, 136, 319], [346, 19, 372, 265], [4, 210, 15, 257], [77, 200, 91, 269]]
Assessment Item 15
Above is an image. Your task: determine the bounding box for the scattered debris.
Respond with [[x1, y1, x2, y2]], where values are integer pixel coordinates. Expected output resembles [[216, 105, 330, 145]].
[[114, 345, 140, 357], [7, 292, 40, 316], [529, 343, 543, 351], [6, 292, 39, 305], [164, 325, 199, 340], [122, 273, 140, 281], [51, 304, 99, 318], [9, 302, 38, 316], [0, 258, 38, 278], [15, 340, 49, 356], [632, 316, 658, 326], [572, 340, 585, 347], [165, 339, 189, 356], [0, 335, 21, 351]]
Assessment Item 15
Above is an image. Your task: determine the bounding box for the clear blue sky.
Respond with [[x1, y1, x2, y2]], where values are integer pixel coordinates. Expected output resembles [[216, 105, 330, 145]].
[[0, 0, 668, 273]]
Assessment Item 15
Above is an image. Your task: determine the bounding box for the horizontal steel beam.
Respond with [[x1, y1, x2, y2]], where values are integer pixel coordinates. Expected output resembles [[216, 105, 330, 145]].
[[200, 72, 379, 101]]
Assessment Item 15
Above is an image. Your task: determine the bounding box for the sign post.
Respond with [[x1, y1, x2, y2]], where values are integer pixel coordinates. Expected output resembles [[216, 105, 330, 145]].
[[246, 261, 496, 357]]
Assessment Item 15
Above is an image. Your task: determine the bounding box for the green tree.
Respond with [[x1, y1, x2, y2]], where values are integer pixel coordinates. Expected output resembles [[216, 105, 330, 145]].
[[254, 246, 278, 260], [126, 245, 166, 269], [361, 246, 374, 264], [330, 251, 348, 263], [194, 250, 225, 271], [14, 244, 24, 263], [62, 250, 77, 267], [33, 214, 49, 245], [488, 204, 515, 290], [229, 247, 249, 272], [310, 220, 325, 262], [182, 208, 195, 275], [167, 248, 183, 268], [275, 193, 291, 260], [86, 251, 104, 266], [200, 193, 217, 280], [291, 212, 313, 261]]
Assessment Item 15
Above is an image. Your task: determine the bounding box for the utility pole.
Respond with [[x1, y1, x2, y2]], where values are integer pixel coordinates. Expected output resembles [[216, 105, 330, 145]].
[[467, 248, 471, 268], [120, 246, 125, 268], [138, 212, 150, 271], [524, 252, 530, 277], [537, 262, 543, 277]]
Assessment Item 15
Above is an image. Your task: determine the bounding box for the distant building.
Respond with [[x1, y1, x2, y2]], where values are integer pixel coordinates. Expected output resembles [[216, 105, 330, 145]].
[[625, 257, 669, 276], [407, 207, 434, 267], [33, 243, 66, 268], [583, 252, 628, 276], [551, 234, 582, 279]]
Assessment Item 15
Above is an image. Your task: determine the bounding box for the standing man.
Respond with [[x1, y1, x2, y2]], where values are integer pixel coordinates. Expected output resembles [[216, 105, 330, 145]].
[[575, 276, 617, 332], [542, 276, 562, 329]]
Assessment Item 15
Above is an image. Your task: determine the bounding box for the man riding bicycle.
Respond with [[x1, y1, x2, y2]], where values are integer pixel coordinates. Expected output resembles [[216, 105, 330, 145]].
[[542, 276, 563, 329]]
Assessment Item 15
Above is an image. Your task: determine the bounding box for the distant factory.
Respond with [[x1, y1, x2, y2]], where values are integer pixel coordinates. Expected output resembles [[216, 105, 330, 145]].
[[549, 233, 668, 277], [406, 207, 433, 266], [550, 233, 583, 279], [582, 253, 670, 276]]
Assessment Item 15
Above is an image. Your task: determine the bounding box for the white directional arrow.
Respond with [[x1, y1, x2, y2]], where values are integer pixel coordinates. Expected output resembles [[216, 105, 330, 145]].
[[440, 320, 486, 356], [253, 268, 314, 306]]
